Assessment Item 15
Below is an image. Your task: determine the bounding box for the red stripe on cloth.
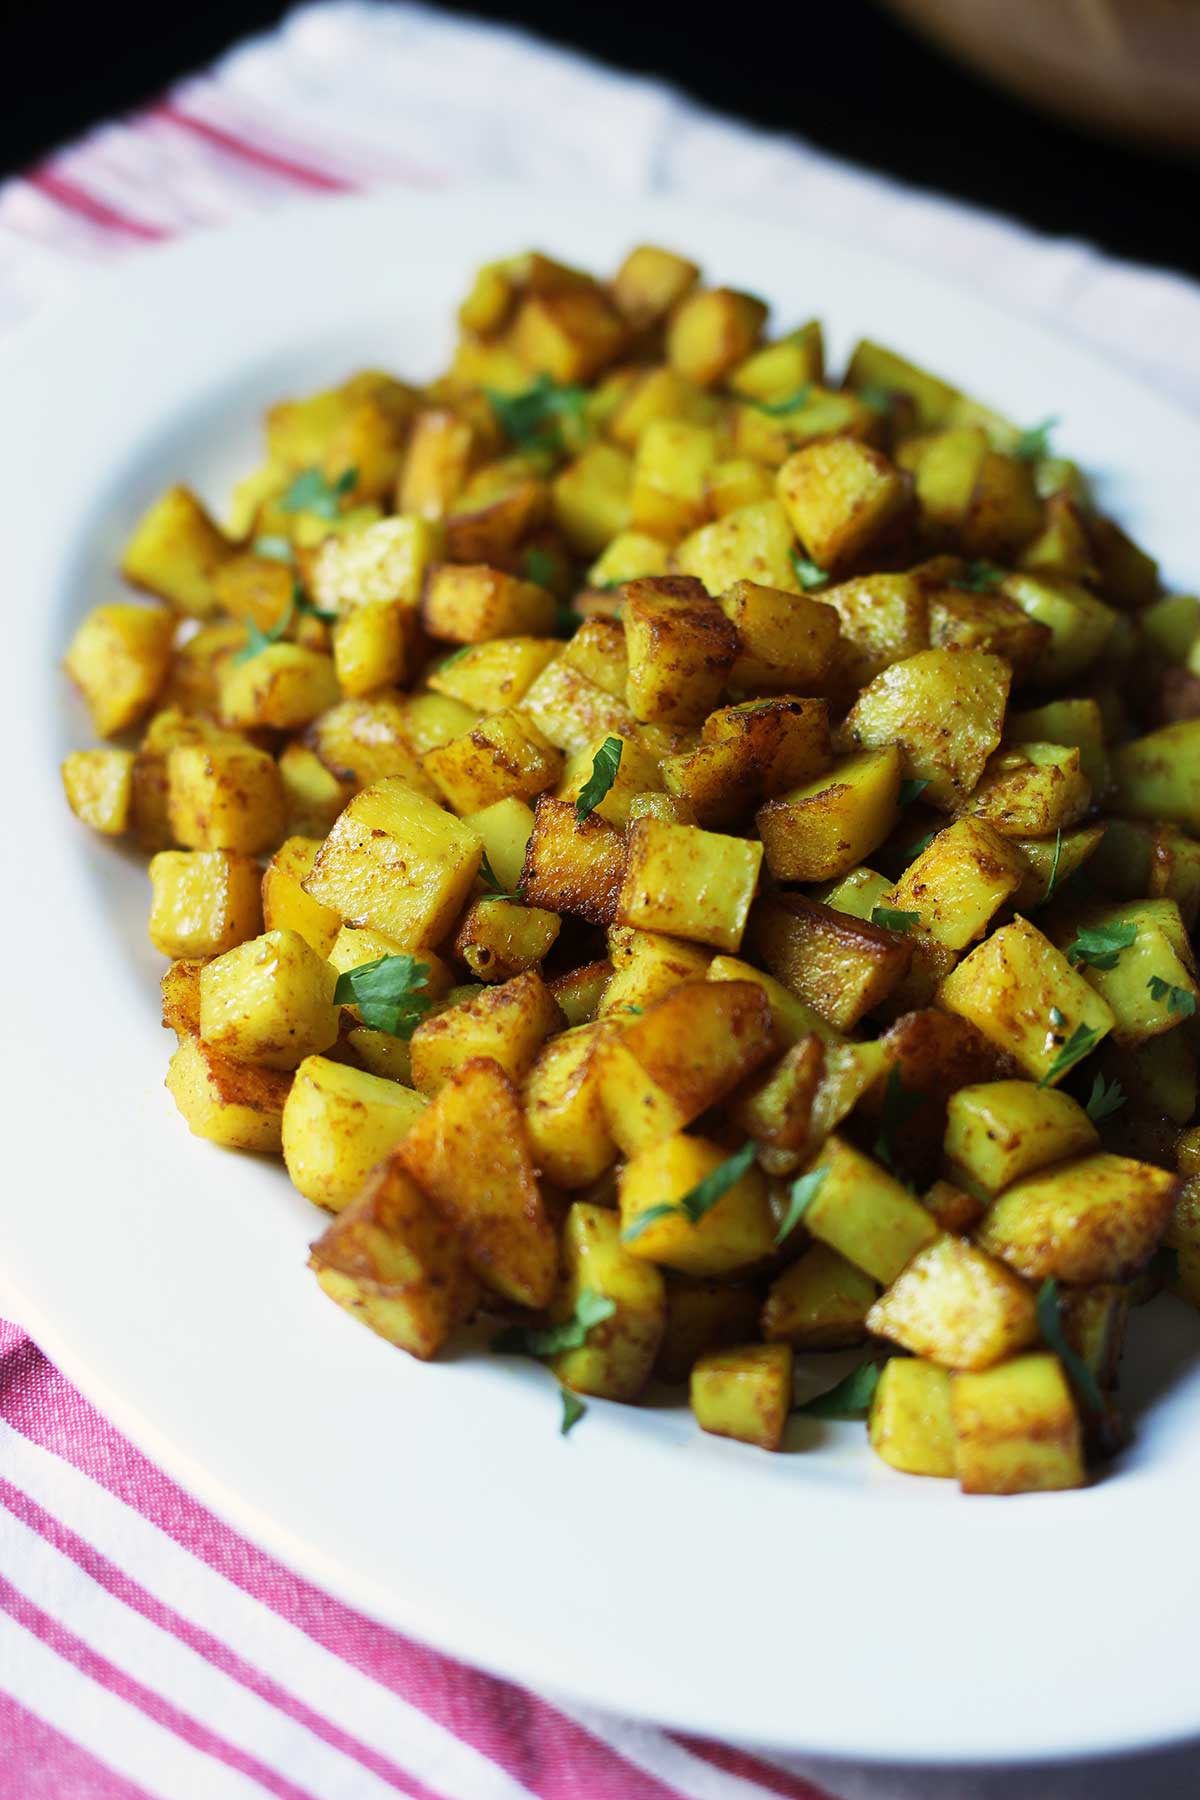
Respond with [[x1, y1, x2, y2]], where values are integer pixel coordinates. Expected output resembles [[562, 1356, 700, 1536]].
[[151, 103, 352, 192], [0, 1476, 442, 1800], [0, 1689, 160, 1800], [0, 1569, 322, 1800], [676, 1738, 834, 1800], [0, 1335, 688, 1800], [26, 170, 168, 241]]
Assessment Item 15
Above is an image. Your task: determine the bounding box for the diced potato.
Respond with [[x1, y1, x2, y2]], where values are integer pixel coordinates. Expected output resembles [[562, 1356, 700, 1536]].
[[453, 895, 560, 982], [519, 795, 627, 925], [732, 387, 876, 468], [461, 795, 535, 893], [945, 1080, 1098, 1197], [408, 969, 561, 1095], [664, 698, 831, 827], [937, 917, 1115, 1083], [627, 418, 717, 541], [761, 1244, 877, 1349], [331, 602, 412, 697], [548, 1204, 666, 1401], [399, 1056, 557, 1308], [166, 741, 286, 855], [199, 928, 339, 1070], [165, 1034, 291, 1153], [867, 1235, 1038, 1371], [816, 867, 893, 922], [278, 741, 353, 839], [707, 458, 772, 515], [64, 603, 175, 738], [675, 499, 802, 597], [161, 958, 205, 1037], [445, 470, 547, 566], [427, 638, 558, 715], [218, 643, 340, 732], [752, 895, 912, 1031], [261, 837, 341, 957], [719, 579, 842, 692], [801, 1134, 939, 1284], [597, 978, 774, 1155], [307, 693, 441, 793], [617, 817, 762, 952], [422, 563, 556, 643], [212, 555, 293, 632], [1059, 1284, 1128, 1390], [303, 780, 482, 946], [927, 586, 1051, 681], [513, 287, 627, 384], [622, 576, 738, 724], [398, 409, 483, 519], [691, 1343, 793, 1451], [310, 515, 443, 615], [706, 954, 839, 1045], [819, 573, 928, 689], [612, 244, 700, 328], [308, 1154, 476, 1359], [552, 443, 632, 555], [1007, 697, 1109, 797], [588, 529, 671, 587], [424, 710, 562, 815], [730, 321, 825, 402], [976, 1152, 1178, 1284], [757, 746, 900, 882], [837, 650, 1010, 810], [1063, 899, 1200, 1046], [523, 1023, 617, 1188], [121, 485, 233, 616], [869, 1359, 956, 1479], [666, 286, 767, 387], [923, 1179, 986, 1235], [777, 438, 910, 571], [951, 1354, 1085, 1494], [964, 743, 1091, 839], [148, 849, 264, 958], [1110, 719, 1200, 833], [655, 1281, 762, 1384], [282, 1055, 426, 1211], [548, 959, 613, 1028], [881, 819, 1026, 951], [599, 927, 713, 1016], [620, 1133, 775, 1276], [61, 749, 135, 835], [558, 731, 663, 829], [519, 657, 637, 756], [1000, 573, 1116, 686], [845, 338, 960, 429]]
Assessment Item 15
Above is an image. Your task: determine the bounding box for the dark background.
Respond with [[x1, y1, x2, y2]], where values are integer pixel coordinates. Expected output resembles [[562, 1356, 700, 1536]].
[[3, 0, 1198, 278]]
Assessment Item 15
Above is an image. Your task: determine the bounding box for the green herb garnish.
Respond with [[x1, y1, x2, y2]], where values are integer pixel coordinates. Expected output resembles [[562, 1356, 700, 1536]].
[[575, 735, 623, 820], [487, 375, 588, 454], [873, 1068, 925, 1172], [479, 850, 522, 901], [1038, 1021, 1102, 1089], [904, 829, 938, 861], [857, 383, 895, 415], [233, 606, 293, 666], [1085, 1072, 1127, 1122], [622, 1141, 758, 1243], [775, 1166, 827, 1245], [898, 778, 930, 807], [797, 1361, 881, 1419], [753, 384, 811, 416], [492, 1288, 616, 1357], [252, 533, 294, 562], [279, 465, 357, 518], [1035, 1278, 1104, 1416], [1015, 417, 1060, 463], [333, 954, 432, 1039], [1147, 975, 1198, 1018], [524, 547, 557, 589], [871, 906, 919, 934], [1050, 1005, 1067, 1027], [1067, 919, 1138, 971], [959, 560, 1004, 592], [1030, 828, 1065, 910], [789, 549, 830, 592], [560, 1389, 587, 1435]]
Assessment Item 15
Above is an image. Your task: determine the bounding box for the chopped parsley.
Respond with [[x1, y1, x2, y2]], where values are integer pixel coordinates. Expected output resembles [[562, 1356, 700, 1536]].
[[1015, 416, 1060, 463], [1038, 1021, 1102, 1089], [904, 828, 938, 861], [1030, 828, 1065, 910], [871, 906, 919, 934], [233, 580, 335, 662], [252, 533, 294, 562], [279, 465, 357, 518], [1067, 920, 1138, 971], [1085, 1072, 1127, 1123], [753, 384, 811, 416], [560, 1389, 587, 1435], [479, 849, 522, 901], [857, 383, 895, 415], [959, 560, 1004, 592], [523, 546, 558, 589], [487, 375, 589, 455], [622, 1141, 758, 1243], [575, 735, 623, 820], [789, 549, 830, 592], [898, 778, 930, 807], [332, 954, 432, 1039], [797, 1361, 881, 1419], [492, 1287, 616, 1357], [1147, 975, 1197, 1018], [775, 1166, 827, 1245], [873, 1068, 925, 1172], [1036, 1277, 1104, 1417]]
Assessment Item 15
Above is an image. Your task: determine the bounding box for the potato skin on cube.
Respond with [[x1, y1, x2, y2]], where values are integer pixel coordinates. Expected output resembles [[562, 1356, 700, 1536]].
[[549, 1204, 666, 1402], [801, 1134, 939, 1285], [944, 1080, 1098, 1197], [837, 649, 1009, 811], [776, 438, 910, 572], [61, 749, 135, 835], [523, 1023, 617, 1190], [762, 1243, 877, 1349], [408, 969, 562, 1096], [617, 818, 763, 953], [869, 1359, 956, 1479], [976, 1152, 1178, 1285], [752, 895, 912, 1032], [65, 603, 175, 739], [620, 1133, 775, 1276], [691, 1342, 793, 1452], [166, 1034, 291, 1154], [867, 1235, 1038, 1371], [199, 928, 339, 1071], [622, 576, 739, 725], [951, 1354, 1085, 1495], [309, 1155, 476, 1360], [757, 746, 901, 883], [148, 849, 264, 959], [399, 1056, 558, 1310], [282, 1055, 427, 1211]]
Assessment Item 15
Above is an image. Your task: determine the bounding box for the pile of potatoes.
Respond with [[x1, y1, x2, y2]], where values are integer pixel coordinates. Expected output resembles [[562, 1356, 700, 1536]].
[[60, 243, 1200, 1492]]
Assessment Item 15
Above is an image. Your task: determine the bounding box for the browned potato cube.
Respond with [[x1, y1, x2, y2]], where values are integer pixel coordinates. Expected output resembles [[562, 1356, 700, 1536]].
[[261, 837, 341, 957], [717, 579, 841, 694], [332, 601, 414, 697], [752, 895, 913, 1031], [513, 288, 627, 384], [307, 695, 439, 795], [199, 928, 339, 1070], [423, 711, 562, 815], [951, 1354, 1085, 1495], [612, 244, 700, 329], [691, 1343, 793, 1450], [398, 409, 484, 519], [219, 644, 340, 733], [622, 576, 738, 724], [165, 1034, 291, 1153], [422, 564, 556, 643], [662, 697, 831, 828], [304, 780, 482, 947], [818, 572, 928, 689], [65, 603, 175, 738], [166, 742, 286, 855], [518, 796, 627, 926], [121, 485, 233, 616], [666, 287, 768, 387], [61, 749, 135, 835], [927, 586, 1050, 680], [777, 439, 910, 571], [161, 958, 205, 1037], [453, 897, 560, 983], [599, 928, 713, 1016], [836, 649, 1010, 811], [761, 1243, 877, 1349], [523, 1022, 618, 1189], [867, 1235, 1038, 1371], [617, 818, 762, 952], [757, 746, 901, 883], [408, 969, 562, 1095], [976, 1153, 1177, 1284], [148, 849, 264, 958]]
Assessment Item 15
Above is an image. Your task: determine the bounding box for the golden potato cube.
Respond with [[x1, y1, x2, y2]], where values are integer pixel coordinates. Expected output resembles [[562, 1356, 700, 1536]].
[[662, 697, 831, 830], [588, 530, 671, 587], [1001, 573, 1116, 686], [867, 1235, 1038, 1371], [869, 1359, 956, 1479], [453, 896, 560, 982], [121, 485, 233, 616], [976, 1152, 1178, 1284], [421, 563, 555, 644], [548, 959, 614, 1028], [617, 817, 761, 953], [519, 795, 627, 926], [719, 579, 841, 693], [818, 572, 928, 689], [148, 849, 264, 958], [655, 1281, 761, 1384], [166, 742, 285, 855], [512, 288, 627, 384], [428, 637, 558, 715], [629, 419, 718, 541], [445, 476, 548, 566], [752, 895, 912, 1032], [707, 458, 772, 516], [64, 603, 174, 738], [707, 954, 837, 1045], [621, 576, 737, 725], [308, 1155, 476, 1360], [461, 795, 535, 893], [161, 958, 205, 1037], [218, 644, 340, 733], [557, 731, 663, 829], [730, 320, 825, 401], [520, 658, 636, 757], [397, 409, 483, 519], [936, 916, 1115, 1083], [620, 1134, 775, 1276], [731, 387, 875, 469], [845, 338, 959, 428], [612, 244, 700, 328], [597, 978, 775, 1155], [1010, 824, 1104, 913], [304, 780, 481, 946], [391, 696, 479, 767], [278, 741, 352, 839], [331, 602, 412, 697], [199, 928, 339, 1070], [1109, 720, 1200, 834], [802, 1134, 939, 1284], [61, 749, 135, 835], [691, 1343, 793, 1451], [400, 1055, 557, 1307], [212, 554, 294, 633], [261, 837, 340, 957], [548, 1204, 666, 1402], [762, 1244, 877, 1349], [945, 1080, 1098, 1197], [965, 743, 1091, 840], [666, 287, 768, 387], [408, 969, 561, 1095], [606, 366, 716, 452], [523, 1022, 618, 1189], [927, 587, 1050, 682], [674, 499, 801, 598], [951, 1354, 1085, 1494], [837, 649, 1010, 811], [423, 710, 562, 815], [282, 1054, 427, 1211], [757, 746, 900, 883], [1066, 900, 1199, 1047], [777, 438, 909, 571], [310, 515, 443, 614], [165, 1033, 291, 1154], [883, 819, 1026, 952], [599, 927, 712, 1016], [552, 442, 632, 556]]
